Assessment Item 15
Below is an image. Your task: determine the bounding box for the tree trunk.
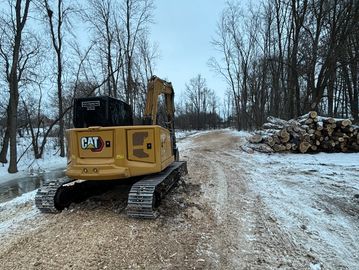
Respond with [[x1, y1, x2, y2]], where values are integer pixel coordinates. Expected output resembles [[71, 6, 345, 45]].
[[8, 82, 19, 173], [57, 52, 65, 157], [7, 0, 31, 173], [0, 128, 10, 163], [0, 105, 10, 163], [46, 0, 65, 157]]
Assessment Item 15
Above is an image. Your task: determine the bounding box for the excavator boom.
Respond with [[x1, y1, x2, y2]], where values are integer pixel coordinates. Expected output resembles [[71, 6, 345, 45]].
[[144, 76, 175, 125], [143, 76, 178, 160]]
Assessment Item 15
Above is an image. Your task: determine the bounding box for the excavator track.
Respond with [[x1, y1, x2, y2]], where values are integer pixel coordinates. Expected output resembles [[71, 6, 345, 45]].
[[35, 162, 187, 218], [35, 177, 72, 213], [35, 178, 118, 213], [127, 161, 187, 218]]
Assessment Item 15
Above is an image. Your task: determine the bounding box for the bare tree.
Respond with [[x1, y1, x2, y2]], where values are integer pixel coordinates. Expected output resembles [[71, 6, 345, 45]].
[[210, 1, 259, 130], [209, 4, 241, 129], [0, 0, 32, 173], [85, 0, 155, 118], [42, 0, 73, 158], [85, 0, 119, 97], [132, 33, 158, 118], [21, 89, 44, 159], [119, 0, 154, 106], [85, 0, 123, 98], [182, 75, 220, 130], [211, 0, 359, 129], [185, 74, 207, 130], [287, 0, 307, 118]]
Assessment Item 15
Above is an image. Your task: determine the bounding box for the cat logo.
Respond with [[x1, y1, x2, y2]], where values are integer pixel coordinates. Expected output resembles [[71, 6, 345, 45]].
[[80, 136, 104, 152]]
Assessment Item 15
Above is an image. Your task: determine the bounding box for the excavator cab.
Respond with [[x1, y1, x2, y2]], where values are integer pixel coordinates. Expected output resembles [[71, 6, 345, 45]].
[[73, 96, 133, 128]]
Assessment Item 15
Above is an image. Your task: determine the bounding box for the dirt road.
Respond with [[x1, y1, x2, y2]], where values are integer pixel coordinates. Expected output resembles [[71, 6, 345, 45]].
[[0, 130, 357, 269]]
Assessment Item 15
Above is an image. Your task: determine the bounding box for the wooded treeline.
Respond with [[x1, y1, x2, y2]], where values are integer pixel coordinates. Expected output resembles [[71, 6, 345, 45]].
[[0, 0, 157, 173], [210, 0, 359, 130], [175, 74, 222, 130], [0, 0, 358, 173]]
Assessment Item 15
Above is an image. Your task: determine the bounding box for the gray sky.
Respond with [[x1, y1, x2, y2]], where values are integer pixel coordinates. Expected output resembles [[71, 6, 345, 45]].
[[150, 0, 228, 101], [0, 0, 230, 102]]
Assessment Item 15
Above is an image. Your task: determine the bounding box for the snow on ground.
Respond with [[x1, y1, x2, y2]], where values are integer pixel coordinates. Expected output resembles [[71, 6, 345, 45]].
[[176, 129, 219, 140], [176, 130, 217, 151], [0, 189, 37, 208], [237, 149, 359, 269], [176, 130, 197, 139], [1, 129, 358, 269], [0, 129, 358, 269], [0, 190, 39, 235], [226, 128, 251, 138], [0, 136, 66, 184], [0, 135, 66, 232]]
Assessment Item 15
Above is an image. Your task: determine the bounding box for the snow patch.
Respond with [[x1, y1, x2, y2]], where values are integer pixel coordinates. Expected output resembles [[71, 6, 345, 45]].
[[0, 190, 39, 235], [310, 262, 322, 270], [238, 150, 359, 269], [0, 137, 66, 184], [0, 190, 37, 209], [226, 128, 251, 138], [176, 130, 197, 139]]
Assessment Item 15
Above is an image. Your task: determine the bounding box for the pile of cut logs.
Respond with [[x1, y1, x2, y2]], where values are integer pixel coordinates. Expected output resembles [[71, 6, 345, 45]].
[[245, 111, 359, 153]]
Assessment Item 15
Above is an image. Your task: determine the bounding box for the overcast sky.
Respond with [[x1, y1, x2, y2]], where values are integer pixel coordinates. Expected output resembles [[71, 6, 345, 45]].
[[150, 0, 228, 101], [0, 0, 231, 101]]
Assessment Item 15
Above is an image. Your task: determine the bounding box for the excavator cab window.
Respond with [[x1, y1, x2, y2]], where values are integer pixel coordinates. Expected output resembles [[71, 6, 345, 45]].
[[73, 96, 133, 128], [154, 95, 168, 128]]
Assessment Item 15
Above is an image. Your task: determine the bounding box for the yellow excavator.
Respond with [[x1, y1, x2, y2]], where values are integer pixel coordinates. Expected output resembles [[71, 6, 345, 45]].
[[35, 76, 187, 218]]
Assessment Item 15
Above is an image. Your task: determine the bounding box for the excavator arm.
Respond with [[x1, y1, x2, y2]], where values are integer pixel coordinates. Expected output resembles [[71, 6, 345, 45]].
[[144, 75, 175, 125], [143, 75, 178, 160]]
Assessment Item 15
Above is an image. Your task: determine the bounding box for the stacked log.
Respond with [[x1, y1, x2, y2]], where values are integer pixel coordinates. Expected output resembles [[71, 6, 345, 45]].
[[246, 112, 359, 153]]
